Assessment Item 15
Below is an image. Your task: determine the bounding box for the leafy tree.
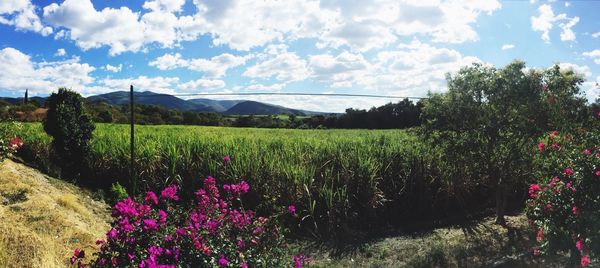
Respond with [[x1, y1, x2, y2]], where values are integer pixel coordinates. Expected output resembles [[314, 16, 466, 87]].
[[43, 88, 95, 181], [421, 61, 586, 224]]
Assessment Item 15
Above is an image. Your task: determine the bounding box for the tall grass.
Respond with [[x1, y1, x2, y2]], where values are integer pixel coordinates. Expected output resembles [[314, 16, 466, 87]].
[[13, 123, 489, 238]]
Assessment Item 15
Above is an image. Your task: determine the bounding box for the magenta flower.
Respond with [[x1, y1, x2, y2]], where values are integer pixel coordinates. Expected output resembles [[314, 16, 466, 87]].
[[144, 191, 158, 205], [143, 219, 158, 231], [218, 255, 229, 267], [572, 206, 579, 216], [161, 185, 180, 201], [158, 209, 167, 225], [107, 228, 118, 241], [223, 155, 231, 164], [595, 170, 600, 176], [288, 205, 297, 214], [576, 239, 585, 251], [585, 149, 591, 155]]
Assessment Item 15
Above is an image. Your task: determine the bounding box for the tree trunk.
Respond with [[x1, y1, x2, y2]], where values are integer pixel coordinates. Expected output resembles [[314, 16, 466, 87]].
[[495, 182, 506, 226]]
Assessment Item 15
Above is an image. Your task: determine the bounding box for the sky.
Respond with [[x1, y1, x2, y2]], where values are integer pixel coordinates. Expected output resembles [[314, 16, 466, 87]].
[[0, 0, 599, 112]]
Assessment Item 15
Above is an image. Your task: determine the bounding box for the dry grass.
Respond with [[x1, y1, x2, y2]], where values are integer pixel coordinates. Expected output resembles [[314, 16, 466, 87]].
[[0, 159, 110, 268], [300, 216, 537, 268]]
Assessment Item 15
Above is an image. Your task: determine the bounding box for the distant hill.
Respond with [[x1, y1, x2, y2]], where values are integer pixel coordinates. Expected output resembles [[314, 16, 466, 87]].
[[224, 101, 307, 115], [187, 98, 245, 113], [87, 91, 213, 112], [2, 91, 325, 115]]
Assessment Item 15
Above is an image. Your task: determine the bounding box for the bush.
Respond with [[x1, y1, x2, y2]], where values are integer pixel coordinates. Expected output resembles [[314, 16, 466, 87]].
[[43, 88, 95, 181], [0, 121, 23, 161], [526, 120, 600, 266], [70, 174, 306, 267]]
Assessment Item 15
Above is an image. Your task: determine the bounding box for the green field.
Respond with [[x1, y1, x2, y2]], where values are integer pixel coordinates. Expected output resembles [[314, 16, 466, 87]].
[[12, 122, 472, 236]]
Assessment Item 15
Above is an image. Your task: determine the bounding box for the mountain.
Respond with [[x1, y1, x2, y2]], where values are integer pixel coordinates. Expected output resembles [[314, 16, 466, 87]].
[[0, 96, 46, 106], [2, 91, 325, 115], [224, 101, 307, 115], [187, 98, 245, 113], [87, 91, 214, 112]]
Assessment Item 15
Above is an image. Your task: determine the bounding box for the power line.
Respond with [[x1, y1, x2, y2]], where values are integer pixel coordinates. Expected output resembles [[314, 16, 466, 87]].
[[131, 92, 429, 99]]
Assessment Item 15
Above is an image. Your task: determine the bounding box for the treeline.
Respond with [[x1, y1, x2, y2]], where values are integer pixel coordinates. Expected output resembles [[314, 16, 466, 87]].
[[1, 98, 423, 129]]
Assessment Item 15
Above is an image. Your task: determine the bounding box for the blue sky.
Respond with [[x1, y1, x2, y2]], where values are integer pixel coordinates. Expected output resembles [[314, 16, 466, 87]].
[[0, 0, 599, 112]]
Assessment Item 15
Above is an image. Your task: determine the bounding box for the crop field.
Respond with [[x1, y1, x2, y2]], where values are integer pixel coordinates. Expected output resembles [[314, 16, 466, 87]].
[[11, 122, 473, 235]]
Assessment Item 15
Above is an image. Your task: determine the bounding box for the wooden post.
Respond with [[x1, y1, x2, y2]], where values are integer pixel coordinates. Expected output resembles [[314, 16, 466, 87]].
[[130, 85, 136, 196]]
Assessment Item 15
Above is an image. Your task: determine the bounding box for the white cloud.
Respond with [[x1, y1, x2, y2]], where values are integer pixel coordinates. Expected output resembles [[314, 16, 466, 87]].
[[582, 50, 600, 64], [42, 0, 190, 55], [583, 76, 600, 102], [0, 0, 52, 36], [101, 76, 179, 94], [244, 83, 286, 91], [558, 63, 591, 77], [531, 4, 579, 43], [592, 32, 600, 38], [177, 79, 225, 91], [150, 53, 251, 78], [501, 44, 515, 50], [243, 52, 309, 82], [105, 64, 123, 73], [54, 48, 66, 56], [0, 47, 95, 95]]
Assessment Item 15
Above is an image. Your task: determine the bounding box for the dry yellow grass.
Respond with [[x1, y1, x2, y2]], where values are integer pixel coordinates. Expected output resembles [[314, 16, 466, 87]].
[[0, 159, 110, 268]]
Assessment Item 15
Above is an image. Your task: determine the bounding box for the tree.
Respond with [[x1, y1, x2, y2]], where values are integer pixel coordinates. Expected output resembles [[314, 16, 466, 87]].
[[43, 88, 95, 181], [421, 61, 586, 224], [24, 89, 28, 104]]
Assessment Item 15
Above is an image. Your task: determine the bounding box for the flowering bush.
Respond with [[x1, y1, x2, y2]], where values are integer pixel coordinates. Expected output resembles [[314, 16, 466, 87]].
[[70, 165, 309, 267], [526, 127, 600, 266], [0, 121, 23, 161]]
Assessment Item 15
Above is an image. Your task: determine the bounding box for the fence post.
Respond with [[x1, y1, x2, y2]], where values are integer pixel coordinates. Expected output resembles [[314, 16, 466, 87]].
[[130, 85, 136, 196]]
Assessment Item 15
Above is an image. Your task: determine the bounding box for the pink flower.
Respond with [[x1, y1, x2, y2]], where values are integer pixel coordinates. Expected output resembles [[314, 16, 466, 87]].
[[585, 149, 591, 155], [144, 192, 158, 205], [533, 247, 540, 256], [529, 184, 542, 199], [572, 206, 579, 216], [576, 239, 585, 251], [581, 256, 590, 267], [551, 143, 561, 150], [538, 143, 545, 152], [595, 170, 600, 176], [564, 167, 574, 177], [544, 203, 553, 212], [160, 185, 180, 201], [537, 228, 544, 242], [288, 205, 297, 214], [550, 130, 558, 140], [223, 155, 231, 164], [218, 255, 229, 267], [241, 262, 248, 268], [8, 137, 23, 150]]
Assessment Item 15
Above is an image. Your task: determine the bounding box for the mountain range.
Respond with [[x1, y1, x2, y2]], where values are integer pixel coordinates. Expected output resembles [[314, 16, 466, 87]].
[[1, 91, 324, 116]]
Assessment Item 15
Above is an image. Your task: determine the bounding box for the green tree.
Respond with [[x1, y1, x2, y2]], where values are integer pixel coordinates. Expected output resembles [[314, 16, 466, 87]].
[[43, 88, 95, 181], [421, 61, 586, 224]]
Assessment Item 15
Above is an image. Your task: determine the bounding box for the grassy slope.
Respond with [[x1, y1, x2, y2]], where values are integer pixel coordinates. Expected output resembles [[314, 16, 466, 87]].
[[0, 159, 110, 267]]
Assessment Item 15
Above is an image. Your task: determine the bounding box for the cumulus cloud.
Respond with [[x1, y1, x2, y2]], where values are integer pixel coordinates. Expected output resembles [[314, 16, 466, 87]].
[[558, 62, 591, 77], [0, 47, 95, 95], [582, 50, 600, 64], [101, 76, 179, 94], [149, 53, 251, 78], [592, 32, 600, 38], [0, 0, 52, 35], [501, 44, 515, 50], [243, 52, 309, 82], [42, 0, 190, 55], [177, 79, 226, 91], [105, 64, 122, 73], [531, 4, 579, 43], [54, 48, 66, 56]]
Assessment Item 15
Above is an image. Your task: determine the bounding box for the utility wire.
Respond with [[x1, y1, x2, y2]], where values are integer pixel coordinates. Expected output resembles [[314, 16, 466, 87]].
[[129, 92, 429, 99]]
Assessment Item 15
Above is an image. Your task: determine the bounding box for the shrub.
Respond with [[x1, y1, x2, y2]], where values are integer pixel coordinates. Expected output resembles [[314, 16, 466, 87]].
[[70, 171, 306, 267], [0, 121, 23, 161], [43, 88, 95, 181], [109, 182, 128, 205], [526, 122, 600, 266]]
